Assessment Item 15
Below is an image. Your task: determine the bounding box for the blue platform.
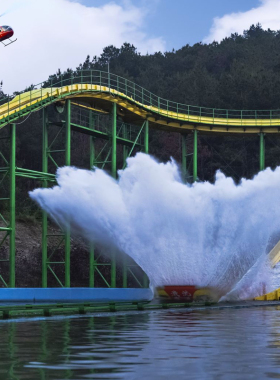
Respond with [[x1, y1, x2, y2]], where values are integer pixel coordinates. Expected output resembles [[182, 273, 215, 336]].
[[0, 288, 153, 304]]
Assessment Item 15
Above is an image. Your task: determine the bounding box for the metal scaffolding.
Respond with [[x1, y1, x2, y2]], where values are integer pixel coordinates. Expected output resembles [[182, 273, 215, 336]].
[[180, 130, 266, 182], [0, 98, 149, 288], [0, 69, 274, 290]]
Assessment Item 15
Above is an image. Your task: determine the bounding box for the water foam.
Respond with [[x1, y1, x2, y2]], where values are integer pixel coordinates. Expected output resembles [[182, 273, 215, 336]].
[[29, 153, 280, 300]]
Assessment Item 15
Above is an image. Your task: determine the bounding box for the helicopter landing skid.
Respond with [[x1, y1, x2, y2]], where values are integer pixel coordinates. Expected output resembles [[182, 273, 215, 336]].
[[1, 38, 17, 47]]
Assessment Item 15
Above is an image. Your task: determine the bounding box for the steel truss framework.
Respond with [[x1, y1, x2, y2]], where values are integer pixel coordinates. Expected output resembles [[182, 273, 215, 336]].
[[0, 99, 149, 288], [0, 69, 270, 289], [181, 131, 266, 182]]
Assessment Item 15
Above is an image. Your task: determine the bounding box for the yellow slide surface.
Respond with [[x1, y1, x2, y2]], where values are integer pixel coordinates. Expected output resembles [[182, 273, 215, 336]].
[[1, 83, 280, 134], [254, 242, 280, 301], [269, 240, 280, 268]]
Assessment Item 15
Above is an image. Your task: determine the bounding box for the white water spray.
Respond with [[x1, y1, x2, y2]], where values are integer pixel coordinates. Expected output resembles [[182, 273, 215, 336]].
[[30, 153, 280, 300]]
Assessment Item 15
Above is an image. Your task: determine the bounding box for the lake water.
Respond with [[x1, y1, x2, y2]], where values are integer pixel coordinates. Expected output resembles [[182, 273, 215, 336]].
[[1, 306, 280, 379]]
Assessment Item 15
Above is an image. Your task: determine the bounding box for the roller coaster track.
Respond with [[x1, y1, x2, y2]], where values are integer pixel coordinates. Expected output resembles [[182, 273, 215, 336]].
[[1, 70, 280, 133], [1, 69, 280, 300]]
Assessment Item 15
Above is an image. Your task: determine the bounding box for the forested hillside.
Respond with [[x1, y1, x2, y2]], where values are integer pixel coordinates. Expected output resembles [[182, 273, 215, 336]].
[[42, 23, 280, 110], [3, 23, 280, 194]]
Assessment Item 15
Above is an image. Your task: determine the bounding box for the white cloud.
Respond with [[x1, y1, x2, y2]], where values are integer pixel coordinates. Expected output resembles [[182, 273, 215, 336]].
[[0, 0, 165, 94], [204, 0, 280, 43]]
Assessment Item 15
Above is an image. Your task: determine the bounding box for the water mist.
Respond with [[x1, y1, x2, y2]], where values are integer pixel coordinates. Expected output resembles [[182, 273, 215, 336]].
[[29, 153, 280, 301]]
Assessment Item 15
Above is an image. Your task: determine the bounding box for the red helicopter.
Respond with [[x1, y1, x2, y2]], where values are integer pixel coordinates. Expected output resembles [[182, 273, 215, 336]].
[[0, 25, 16, 46]]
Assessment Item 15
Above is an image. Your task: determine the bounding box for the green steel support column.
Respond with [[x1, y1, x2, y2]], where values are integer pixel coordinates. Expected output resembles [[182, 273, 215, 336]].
[[89, 110, 95, 288], [9, 124, 16, 288], [193, 129, 198, 182], [111, 103, 117, 179], [65, 100, 71, 165], [123, 124, 128, 164], [89, 111, 95, 169], [260, 132, 265, 171], [143, 119, 149, 288], [42, 108, 48, 288], [111, 103, 117, 288], [65, 100, 71, 287], [181, 134, 187, 182], [122, 124, 128, 288], [144, 120, 149, 154]]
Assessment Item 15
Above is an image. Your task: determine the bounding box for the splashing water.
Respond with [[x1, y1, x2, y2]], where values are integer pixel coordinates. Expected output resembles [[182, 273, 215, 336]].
[[29, 153, 280, 301]]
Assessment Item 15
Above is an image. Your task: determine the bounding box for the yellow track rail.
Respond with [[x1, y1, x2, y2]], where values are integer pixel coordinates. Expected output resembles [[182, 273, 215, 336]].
[[1, 81, 280, 133]]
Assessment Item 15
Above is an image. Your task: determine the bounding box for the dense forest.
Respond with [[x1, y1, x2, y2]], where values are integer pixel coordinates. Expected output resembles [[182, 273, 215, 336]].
[[3, 23, 280, 197]]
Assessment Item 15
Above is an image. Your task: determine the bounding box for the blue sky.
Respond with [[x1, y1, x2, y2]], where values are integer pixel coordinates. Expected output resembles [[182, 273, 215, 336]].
[[77, 0, 260, 50], [3, 0, 279, 93]]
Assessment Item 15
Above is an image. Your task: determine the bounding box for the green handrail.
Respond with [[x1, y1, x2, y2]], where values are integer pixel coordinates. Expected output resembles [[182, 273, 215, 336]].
[[0, 70, 280, 128]]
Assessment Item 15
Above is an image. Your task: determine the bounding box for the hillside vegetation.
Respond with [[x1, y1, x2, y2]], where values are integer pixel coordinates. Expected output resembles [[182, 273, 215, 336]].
[[2, 23, 280, 193]]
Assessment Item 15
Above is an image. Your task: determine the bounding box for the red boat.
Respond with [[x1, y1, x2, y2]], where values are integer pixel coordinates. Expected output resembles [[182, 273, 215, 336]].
[[164, 285, 197, 302], [157, 285, 220, 303]]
